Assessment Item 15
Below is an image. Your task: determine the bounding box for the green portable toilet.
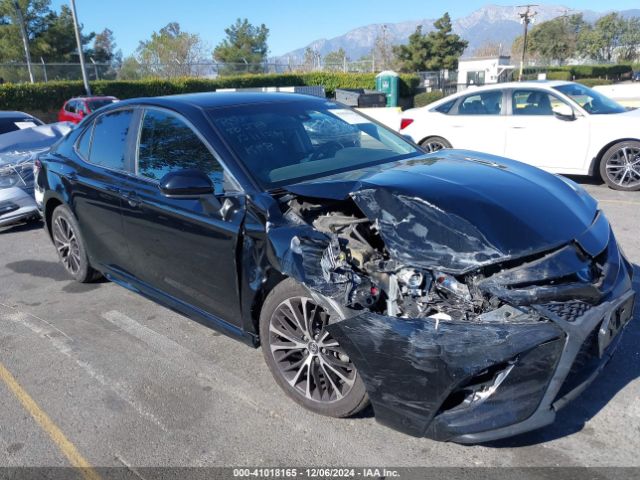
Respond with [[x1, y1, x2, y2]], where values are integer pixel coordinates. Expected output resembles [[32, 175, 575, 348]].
[[375, 70, 399, 107]]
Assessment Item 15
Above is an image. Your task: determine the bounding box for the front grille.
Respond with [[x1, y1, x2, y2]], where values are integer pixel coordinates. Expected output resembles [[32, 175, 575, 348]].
[[541, 301, 593, 322]]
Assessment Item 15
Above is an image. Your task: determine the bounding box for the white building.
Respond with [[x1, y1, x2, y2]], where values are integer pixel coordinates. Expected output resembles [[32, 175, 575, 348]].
[[457, 56, 515, 91]]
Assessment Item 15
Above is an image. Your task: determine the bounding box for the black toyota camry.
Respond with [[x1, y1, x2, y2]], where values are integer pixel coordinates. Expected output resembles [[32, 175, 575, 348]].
[[35, 92, 635, 443]]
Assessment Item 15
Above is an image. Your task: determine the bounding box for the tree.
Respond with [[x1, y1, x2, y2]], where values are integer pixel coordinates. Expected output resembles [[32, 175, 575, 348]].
[[137, 22, 204, 78], [93, 28, 115, 63], [512, 14, 587, 65], [577, 13, 625, 62], [0, 0, 52, 62], [393, 13, 467, 72], [117, 55, 141, 80], [213, 18, 269, 74], [35, 4, 94, 62], [619, 17, 640, 62], [372, 26, 395, 71], [301, 47, 318, 71], [323, 48, 347, 71]]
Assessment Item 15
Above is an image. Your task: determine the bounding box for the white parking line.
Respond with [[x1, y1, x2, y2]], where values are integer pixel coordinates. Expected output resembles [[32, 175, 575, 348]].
[[1, 305, 169, 432], [100, 310, 302, 430]]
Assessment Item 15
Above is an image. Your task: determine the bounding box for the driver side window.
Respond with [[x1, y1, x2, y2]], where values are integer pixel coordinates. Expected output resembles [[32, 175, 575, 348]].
[[137, 110, 227, 194], [512, 90, 566, 116]]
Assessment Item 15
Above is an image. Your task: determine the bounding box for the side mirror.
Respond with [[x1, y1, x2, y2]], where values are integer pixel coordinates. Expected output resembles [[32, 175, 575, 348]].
[[159, 169, 214, 198], [553, 103, 575, 121]]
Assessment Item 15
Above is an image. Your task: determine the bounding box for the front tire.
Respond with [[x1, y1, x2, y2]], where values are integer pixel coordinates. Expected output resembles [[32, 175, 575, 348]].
[[51, 205, 101, 283], [420, 136, 452, 153], [599, 141, 640, 191], [259, 278, 369, 417]]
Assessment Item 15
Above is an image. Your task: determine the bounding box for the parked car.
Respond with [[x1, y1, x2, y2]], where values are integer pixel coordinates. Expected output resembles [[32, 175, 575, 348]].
[[36, 93, 634, 442], [58, 96, 118, 124], [400, 81, 640, 191], [0, 122, 72, 228], [0, 111, 43, 135], [632, 71, 640, 82]]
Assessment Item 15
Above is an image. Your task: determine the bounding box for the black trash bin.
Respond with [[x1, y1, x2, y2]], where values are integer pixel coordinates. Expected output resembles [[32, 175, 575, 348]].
[[335, 88, 387, 108]]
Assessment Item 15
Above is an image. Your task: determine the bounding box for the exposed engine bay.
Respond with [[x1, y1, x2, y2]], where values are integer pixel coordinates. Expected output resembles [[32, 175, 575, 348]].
[[282, 196, 500, 322]]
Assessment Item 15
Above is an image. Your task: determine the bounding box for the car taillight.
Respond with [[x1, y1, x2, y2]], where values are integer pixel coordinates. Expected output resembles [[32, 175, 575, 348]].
[[400, 118, 414, 130]]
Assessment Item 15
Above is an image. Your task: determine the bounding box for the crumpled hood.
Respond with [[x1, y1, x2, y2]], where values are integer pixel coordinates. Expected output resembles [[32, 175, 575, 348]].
[[284, 150, 600, 273]]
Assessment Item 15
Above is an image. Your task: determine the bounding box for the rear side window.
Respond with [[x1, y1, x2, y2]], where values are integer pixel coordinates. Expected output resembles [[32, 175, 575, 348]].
[[137, 109, 224, 193], [455, 91, 503, 115], [88, 109, 133, 171], [434, 99, 456, 114], [76, 123, 93, 159]]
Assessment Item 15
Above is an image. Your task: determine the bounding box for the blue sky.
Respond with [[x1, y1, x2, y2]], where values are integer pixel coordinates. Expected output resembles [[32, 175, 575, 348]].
[[51, 1, 640, 57]]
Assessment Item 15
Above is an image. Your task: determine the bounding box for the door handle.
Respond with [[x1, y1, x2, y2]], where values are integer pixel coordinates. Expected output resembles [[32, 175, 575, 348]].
[[510, 126, 526, 129], [123, 191, 140, 208]]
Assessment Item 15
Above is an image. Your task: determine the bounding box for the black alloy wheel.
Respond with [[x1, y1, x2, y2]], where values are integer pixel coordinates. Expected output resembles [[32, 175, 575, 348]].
[[600, 141, 640, 191], [51, 205, 101, 283], [260, 279, 368, 417]]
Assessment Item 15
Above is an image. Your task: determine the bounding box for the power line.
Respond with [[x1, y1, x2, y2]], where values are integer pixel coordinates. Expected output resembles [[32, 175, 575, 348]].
[[517, 4, 538, 81]]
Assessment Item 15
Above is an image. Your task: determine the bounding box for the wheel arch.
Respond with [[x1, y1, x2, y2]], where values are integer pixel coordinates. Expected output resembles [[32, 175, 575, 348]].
[[590, 138, 640, 177], [43, 195, 65, 240], [247, 269, 288, 345]]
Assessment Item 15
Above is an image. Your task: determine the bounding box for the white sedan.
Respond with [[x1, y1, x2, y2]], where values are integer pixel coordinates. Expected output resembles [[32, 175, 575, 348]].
[[399, 81, 640, 191]]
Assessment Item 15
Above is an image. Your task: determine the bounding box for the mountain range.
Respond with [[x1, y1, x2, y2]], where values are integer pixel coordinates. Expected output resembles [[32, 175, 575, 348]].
[[275, 4, 640, 62]]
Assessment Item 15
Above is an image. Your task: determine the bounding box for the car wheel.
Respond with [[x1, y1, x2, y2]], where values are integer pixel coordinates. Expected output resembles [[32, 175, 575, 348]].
[[51, 205, 101, 283], [259, 278, 369, 417], [420, 136, 452, 153], [599, 141, 640, 191]]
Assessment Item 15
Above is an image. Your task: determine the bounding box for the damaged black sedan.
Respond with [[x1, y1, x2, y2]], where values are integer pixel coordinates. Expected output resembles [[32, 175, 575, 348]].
[[36, 92, 635, 442]]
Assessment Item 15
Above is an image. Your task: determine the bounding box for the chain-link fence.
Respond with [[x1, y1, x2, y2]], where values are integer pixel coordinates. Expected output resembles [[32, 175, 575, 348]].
[[0, 62, 117, 84], [0, 60, 379, 84]]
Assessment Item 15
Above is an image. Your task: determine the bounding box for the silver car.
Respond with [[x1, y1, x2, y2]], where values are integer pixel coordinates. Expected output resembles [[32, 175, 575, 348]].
[[0, 122, 72, 228]]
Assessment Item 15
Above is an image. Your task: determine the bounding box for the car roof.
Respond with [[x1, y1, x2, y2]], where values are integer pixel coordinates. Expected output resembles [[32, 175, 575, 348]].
[[0, 110, 35, 118], [115, 91, 327, 110], [68, 96, 117, 102], [450, 80, 573, 95]]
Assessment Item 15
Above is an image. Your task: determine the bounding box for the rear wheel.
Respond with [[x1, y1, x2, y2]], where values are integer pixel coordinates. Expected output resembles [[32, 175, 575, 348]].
[[259, 279, 368, 417], [420, 136, 452, 153], [51, 205, 101, 283], [599, 141, 640, 191]]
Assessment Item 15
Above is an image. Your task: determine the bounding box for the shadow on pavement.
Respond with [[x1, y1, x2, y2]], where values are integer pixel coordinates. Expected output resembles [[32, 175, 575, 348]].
[[565, 174, 603, 187], [482, 265, 640, 448], [0, 219, 44, 235]]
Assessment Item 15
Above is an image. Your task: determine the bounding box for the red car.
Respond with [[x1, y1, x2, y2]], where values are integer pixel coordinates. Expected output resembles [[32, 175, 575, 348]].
[[57, 96, 118, 124]]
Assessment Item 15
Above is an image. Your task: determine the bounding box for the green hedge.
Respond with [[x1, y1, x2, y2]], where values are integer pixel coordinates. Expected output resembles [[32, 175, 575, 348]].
[[576, 78, 614, 88], [545, 71, 572, 81], [523, 64, 632, 80], [0, 73, 421, 112], [413, 91, 445, 108]]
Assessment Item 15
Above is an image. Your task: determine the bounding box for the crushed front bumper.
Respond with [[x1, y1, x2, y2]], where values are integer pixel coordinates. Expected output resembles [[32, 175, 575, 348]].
[[0, 186, 40, 227], [326, 250, 635, 443]]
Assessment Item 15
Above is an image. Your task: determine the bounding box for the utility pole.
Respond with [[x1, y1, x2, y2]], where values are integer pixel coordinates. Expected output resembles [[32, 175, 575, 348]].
[[13, 1, 34, 83], [517, 4, 538, 81], [69, 0, 91, 95]]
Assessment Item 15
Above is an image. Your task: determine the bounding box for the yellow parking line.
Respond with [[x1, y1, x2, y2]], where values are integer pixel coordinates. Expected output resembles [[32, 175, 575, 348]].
[[0, 362, 101, 480]]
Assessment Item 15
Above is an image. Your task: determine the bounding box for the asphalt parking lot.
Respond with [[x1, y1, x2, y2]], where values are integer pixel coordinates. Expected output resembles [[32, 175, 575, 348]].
[[0, 180, 638, 472]]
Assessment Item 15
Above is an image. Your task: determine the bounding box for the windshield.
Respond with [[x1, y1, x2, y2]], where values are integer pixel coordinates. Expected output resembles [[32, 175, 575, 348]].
[[87, 99, 116, 111], [553, 83, 626, 115], [208, 101, 420, 189], [0, 117, 41, 135]]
